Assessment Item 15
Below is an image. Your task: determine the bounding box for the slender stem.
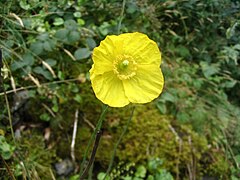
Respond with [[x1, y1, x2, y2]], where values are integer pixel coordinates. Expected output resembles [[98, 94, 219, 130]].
[[104, 106, 135, 179], [117, 0, 126, 34], [80, 130, 102, 180], [0, 49, 15, 143], [79, 105, 108, 176]]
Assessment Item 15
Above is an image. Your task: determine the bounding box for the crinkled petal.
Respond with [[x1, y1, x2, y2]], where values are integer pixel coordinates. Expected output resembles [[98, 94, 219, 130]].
[[92, 35, 124, 75], [123, 64, 164, 103], [121, 32, 161, 66], [90, 71, 130, 107]]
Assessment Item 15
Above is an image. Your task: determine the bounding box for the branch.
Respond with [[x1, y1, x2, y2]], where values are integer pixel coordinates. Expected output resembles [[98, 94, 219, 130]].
[[71, 109, 79, 162]]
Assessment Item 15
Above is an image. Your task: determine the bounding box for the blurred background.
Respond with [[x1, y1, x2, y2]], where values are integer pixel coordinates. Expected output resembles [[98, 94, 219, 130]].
[[0, 0, 240, 179]]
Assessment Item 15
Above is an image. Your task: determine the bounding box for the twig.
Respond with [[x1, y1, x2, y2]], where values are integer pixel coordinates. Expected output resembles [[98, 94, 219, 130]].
[[80, 130, 103, 180], [0, 78, 79, 96], [71, 109, 79, 162], [49, 168, 56, 180], [83, 115, 95, 130], [41, 103, 56, 118]]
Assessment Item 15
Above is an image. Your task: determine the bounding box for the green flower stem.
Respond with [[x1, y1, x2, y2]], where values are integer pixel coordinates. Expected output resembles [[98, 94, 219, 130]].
[[117, 0, 126, 34], [104, 106, 135, 179], [80, 105, 108, 177]]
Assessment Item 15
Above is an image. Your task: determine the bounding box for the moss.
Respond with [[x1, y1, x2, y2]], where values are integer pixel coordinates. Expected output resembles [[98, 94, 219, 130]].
[[14, 129, 57, 179], [68, 98, 222, 178]]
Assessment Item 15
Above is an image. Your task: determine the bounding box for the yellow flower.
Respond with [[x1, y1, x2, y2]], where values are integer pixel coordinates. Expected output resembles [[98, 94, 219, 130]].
[[90, 32, 164, 107]]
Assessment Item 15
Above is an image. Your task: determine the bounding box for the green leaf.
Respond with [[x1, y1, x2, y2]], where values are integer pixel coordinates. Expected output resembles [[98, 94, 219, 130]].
[[11, 53, 35, 71], [73, 12, 82, 18], [43, 41, 52, 51], [58, 71, 65, 80], [122, 176, 132, 180], [177, 45, 191, 58], [74, 94, 82, 103], [0, 136, 15, 160], [37, 33, 49, 41], [155, 169, 173, 180], [40, 113, 51, 121], [126, 2, 138, 14], [86, 38, 96, 49], [69, 175, 80, 180], [77, 19, 85, 26], [176, 112, 190, 123], [135, 165, 146, 178], [19, 0, 30, 10], [97, 172, 111, 180], [55, 29, 69, 39], [53, 17, 64, 26], [161, 92, 175, 102], [52, 103, 59, 113], [23, 53, 35, 66], [200, 62, 220, 78], [68, 30, 80, 43], [156, 103, 167, 114], [33, 66, 53, 80], [30, 41, 43, 55], [147, 158, 162, 172], [45, 59, 57, 67], [64, 19, 78, 30], [74, 48, 91, 60], [99, 22, 110, 36], [147, 175, 154, 180]]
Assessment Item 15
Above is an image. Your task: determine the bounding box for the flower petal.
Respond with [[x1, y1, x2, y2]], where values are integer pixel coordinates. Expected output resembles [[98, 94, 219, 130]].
[[90, 71, 130, 107], [121, 32, 161, 66], [92, 35, 124, 75], [123, 64, 164, 103]]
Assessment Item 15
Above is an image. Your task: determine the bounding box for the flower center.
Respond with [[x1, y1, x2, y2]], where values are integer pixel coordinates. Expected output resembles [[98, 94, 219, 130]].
[[113, 55, 137, 80]]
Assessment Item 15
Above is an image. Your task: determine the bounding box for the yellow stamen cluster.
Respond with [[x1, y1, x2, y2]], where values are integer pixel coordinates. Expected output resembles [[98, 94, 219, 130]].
[[113, 55, 137, 80]]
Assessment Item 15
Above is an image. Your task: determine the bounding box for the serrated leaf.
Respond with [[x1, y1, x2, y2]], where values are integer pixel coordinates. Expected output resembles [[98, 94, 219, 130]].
[[74, 48, 91, 60]]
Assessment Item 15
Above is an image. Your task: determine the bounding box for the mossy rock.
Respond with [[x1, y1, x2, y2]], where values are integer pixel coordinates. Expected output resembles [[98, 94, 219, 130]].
[[66, 98, 229, 178]]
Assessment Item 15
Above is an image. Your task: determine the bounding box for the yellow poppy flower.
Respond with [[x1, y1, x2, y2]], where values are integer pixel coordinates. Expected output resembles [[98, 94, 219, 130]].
[[90, 32, 164, 107]]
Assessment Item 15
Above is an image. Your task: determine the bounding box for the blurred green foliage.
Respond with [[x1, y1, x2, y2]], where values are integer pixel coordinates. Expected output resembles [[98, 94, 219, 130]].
[[0, 0, 240, 179]]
